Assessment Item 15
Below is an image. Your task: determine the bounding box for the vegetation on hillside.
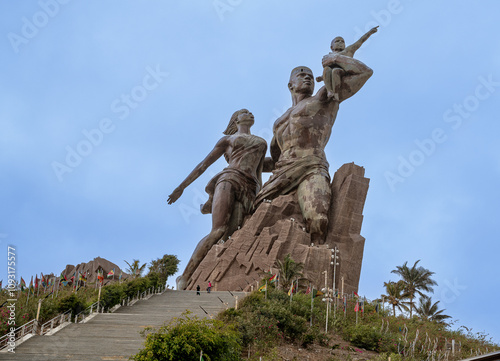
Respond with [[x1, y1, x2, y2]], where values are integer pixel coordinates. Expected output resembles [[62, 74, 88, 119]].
[[0, 254, 179, 337], [132, 256, 498, 361]]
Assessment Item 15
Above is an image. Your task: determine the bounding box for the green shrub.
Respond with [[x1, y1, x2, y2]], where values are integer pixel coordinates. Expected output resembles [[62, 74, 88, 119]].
[[57, 294, 85, 316], [100, 283, 124, 309], [132, 311, 241, 361], [344, 324, 396, 353]]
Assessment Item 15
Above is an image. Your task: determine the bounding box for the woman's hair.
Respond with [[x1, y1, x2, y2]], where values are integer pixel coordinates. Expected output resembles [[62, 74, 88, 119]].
[[223, 109, 248, 135]]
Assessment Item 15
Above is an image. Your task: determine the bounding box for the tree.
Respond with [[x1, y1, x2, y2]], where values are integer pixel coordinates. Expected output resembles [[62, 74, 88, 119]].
[[275, 254, 304, 289], [415, 296, 451, 324], [148, 254, 179, 285], [381, 281, 410, 316], [124, 259, 147, 279], [391, 260, 437, 318]]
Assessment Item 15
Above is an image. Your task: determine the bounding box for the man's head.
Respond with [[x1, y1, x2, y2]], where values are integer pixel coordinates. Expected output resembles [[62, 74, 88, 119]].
[[331, 36, 345, 52], [288, 66, 314, 96]]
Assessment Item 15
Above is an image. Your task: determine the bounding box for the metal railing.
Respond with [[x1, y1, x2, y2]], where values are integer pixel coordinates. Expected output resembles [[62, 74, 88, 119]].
[[0, 319, 38, 350], [461, 350, 500, 361], [74, 301, 100, 323], [40, 310, 72, 335]]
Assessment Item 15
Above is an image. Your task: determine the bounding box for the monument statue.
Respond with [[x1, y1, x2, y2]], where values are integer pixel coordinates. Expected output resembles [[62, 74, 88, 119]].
[[169, 30, 376, 292], [168, 109, 267, 289], [255, 53, 373, 244]]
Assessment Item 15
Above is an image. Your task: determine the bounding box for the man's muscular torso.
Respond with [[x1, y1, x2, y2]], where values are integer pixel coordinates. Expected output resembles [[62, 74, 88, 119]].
[[273, 93, 339, 162]]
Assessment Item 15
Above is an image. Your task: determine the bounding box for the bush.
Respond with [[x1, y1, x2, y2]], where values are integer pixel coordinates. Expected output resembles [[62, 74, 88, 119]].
[[344, 324, 396, 353], [57, 294, 85, 316], [124, 277, 153, 299], [100, 283, 124, 310], [132, 311, 241, 361]]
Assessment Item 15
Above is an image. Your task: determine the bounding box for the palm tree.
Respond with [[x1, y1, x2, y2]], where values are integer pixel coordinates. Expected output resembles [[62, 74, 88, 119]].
[[391, 260, 437, 318], [381, 281, 410, 316], [274, 254, 304, 289], [416, 296, 451, 324], [124, 259, 147, 278]]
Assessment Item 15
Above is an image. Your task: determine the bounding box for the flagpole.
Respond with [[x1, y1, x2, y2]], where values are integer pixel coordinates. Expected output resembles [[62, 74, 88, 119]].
[[310, 284, 313, 327], [55, 276, 59, 298], [97, 283, 102, 312]]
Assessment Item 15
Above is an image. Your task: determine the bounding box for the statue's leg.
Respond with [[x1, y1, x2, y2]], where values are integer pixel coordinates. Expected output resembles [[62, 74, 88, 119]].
[[222, 200, 244, 240], [297, 174, 331, 244], [331, 68, 345, 101], [323, 67, 335, 98], [177, 181, 235, 289], [332, 55, 373, 100]]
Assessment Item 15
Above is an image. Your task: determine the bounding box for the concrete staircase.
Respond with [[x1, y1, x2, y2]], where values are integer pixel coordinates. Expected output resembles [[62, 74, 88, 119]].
[[1, 290, 245, 361]]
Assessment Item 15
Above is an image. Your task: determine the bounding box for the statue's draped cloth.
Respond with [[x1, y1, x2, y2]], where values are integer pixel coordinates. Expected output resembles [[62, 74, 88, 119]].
[[255, 154, 330, 205], [201, 136, 266, 215]]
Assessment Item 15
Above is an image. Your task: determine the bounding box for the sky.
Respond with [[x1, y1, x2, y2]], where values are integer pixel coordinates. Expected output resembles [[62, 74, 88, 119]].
[[1, 0, 499, 344]]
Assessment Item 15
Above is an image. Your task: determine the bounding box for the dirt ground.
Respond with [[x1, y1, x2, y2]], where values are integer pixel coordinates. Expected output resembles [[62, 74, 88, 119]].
[[275, 333, 380, 361]]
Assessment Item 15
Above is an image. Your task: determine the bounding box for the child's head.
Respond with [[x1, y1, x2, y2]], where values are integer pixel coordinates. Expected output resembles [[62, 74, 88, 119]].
[[331, 36, 345, 52]]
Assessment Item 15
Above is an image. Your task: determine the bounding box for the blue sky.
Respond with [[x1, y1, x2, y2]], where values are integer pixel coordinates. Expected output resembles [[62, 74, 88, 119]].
[[1, 0, 499, 343]]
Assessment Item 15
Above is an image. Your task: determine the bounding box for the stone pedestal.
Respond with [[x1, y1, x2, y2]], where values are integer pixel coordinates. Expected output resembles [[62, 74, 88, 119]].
[[186, 163, 369, 293]]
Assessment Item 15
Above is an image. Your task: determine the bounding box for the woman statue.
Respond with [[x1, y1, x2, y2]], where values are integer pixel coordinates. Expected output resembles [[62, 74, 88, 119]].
[[168, 109, 267, 289]]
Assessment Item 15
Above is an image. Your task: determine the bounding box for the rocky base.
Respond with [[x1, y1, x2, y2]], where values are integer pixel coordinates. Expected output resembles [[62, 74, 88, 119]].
[[186, 163, 369, 294]]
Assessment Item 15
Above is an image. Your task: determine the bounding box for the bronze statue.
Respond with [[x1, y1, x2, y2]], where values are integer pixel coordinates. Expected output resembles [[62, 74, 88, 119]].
[[168, 109, 267, 289], [256, 54, 373, 244], [317, 26, 378, 100]]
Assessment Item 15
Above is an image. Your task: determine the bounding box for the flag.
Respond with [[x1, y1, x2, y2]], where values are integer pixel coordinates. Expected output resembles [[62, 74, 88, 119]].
[[41, 273, 47, 288], [360, 300, 364, 315], [61, 280, 69, 287], [305, 286, 311, 295], [97, 270, 104, 283], [288, 283, 295, 296], [107, 269, 115, 278], [354, 291, 359, 298], [259, 284, 267, 292], [354, 301, 359, 312], [79, 272, 87, 282], [119, 272, 122, 281], [29, 276, 34, 294], [0, 280, 2, 289], [35, 275, 40, 289], [313, 289, 323, 298], [269, 274, 278, 283], [20, 277, 26, 291]]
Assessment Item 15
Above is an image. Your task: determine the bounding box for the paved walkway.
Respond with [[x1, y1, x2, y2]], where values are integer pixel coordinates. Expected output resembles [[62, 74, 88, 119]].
[[1, 290, 244, 361]]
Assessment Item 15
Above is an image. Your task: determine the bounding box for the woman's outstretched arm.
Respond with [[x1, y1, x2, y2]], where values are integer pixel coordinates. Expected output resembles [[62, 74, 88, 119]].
[[167, 136, 229, 204]]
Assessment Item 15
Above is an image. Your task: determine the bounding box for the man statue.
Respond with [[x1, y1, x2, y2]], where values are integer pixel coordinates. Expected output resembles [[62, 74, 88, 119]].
[[255, 53, 373, 244]]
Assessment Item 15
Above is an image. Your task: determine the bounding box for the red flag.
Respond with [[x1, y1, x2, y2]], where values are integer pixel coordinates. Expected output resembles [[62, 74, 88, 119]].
[[305, 286, 311, 295], [354, 301, 359, 312], [35, 275, 40, 289]]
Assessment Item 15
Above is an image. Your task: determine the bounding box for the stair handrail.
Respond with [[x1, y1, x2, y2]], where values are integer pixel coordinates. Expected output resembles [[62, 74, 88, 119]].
[[40, 309, 72, 335], [0, 318, 38, 350], [74, 301, 100, 323]]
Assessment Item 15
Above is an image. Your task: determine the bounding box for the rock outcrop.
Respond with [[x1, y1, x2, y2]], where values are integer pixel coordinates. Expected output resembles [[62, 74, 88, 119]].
[[186, 163, 369, 294], [61, 257, 128, 284]]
